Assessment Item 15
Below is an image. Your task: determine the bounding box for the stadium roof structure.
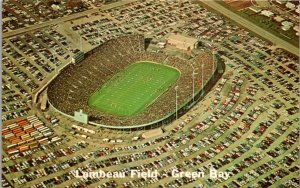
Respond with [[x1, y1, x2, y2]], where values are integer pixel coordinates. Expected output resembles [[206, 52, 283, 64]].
[[167, 33, 198, 50]]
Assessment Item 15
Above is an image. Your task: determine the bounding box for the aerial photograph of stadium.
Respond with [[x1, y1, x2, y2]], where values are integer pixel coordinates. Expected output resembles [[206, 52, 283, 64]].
[[1, 0, 299, 188]]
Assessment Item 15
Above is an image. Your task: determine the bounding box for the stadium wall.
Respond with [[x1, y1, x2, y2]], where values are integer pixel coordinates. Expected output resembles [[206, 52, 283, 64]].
[[90, 54, 225, 130], [47, 53, 225, 131]]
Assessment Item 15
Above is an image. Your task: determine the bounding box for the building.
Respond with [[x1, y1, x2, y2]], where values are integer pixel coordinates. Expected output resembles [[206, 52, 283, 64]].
[[275, 0, 286, 5], [249, 6, 262, 13], [296, 5, 300, 14], [274, 15, 284, 22], [285, 2, 295, 9], [293, 25, 299, 36], [167, 33, 198, 51], [261, 10, 274, 17], [281, 21, 293, 31], [74, 109, 88, 124]]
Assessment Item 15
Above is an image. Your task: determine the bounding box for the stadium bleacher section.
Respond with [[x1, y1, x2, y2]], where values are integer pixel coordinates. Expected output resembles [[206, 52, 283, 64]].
[[48, 35, 215, 126]]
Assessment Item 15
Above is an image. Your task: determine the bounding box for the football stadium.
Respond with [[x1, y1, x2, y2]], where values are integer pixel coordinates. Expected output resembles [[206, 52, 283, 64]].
[[47, 35, 224, 128]]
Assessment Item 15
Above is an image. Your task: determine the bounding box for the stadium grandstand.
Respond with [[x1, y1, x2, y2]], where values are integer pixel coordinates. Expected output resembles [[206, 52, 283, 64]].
[[47, 35, 221, 128]]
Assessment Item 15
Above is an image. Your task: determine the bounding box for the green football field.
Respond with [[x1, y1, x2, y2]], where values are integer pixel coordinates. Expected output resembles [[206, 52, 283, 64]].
[[88, 61, 180, 117]]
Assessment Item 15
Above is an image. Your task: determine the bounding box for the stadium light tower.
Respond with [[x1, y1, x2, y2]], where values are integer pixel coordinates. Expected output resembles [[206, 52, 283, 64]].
[[201, 63, 204, 94], [207, 42, 216, 79], [192, 69, 195, 102], [212, 50, 215, 76], [190, 64, 198, 103], [175, 86, 179, 120]]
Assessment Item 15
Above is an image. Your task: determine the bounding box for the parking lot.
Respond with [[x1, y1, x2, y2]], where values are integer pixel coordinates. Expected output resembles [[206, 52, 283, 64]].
[[2, 0, 299, 188]]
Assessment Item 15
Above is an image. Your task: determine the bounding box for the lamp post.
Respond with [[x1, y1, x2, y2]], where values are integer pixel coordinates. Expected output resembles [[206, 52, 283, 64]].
[[175, 86, 178, 120]]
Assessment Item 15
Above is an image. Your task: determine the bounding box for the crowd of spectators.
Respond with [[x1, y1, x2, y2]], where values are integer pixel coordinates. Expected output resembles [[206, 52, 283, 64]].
[[48, 35, 215, 126]]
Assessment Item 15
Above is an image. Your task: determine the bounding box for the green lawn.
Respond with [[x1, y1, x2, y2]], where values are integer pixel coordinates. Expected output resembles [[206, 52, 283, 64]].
[[88, 61, 180, 117], [239, 9, 299, 47]]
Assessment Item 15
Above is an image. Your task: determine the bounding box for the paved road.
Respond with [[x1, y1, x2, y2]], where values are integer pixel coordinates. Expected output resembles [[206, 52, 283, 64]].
[[3, 0, 137, 39], [198, 0, 299, 56]]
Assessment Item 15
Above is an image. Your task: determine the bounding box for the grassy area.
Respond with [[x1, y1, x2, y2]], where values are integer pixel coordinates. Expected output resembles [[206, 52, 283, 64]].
[[88, 62, 180, 117], [239, 9, 298, 47], [222, 82, 232, 97], [215, 1, 299, 47]]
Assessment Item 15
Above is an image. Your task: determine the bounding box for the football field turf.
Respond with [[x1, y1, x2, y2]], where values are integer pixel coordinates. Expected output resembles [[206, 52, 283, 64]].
[[88, 61, 180, 117]]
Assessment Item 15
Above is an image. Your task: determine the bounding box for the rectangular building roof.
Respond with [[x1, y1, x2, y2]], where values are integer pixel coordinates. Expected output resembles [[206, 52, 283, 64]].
[[168, 33, 198, 46]]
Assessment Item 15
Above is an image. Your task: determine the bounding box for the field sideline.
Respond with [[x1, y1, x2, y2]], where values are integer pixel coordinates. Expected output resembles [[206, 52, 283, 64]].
[[88, 61, 180, 117]]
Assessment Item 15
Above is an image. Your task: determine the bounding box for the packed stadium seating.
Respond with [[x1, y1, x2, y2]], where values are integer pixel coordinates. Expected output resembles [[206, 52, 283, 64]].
[[48, 35, 214, 126]]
